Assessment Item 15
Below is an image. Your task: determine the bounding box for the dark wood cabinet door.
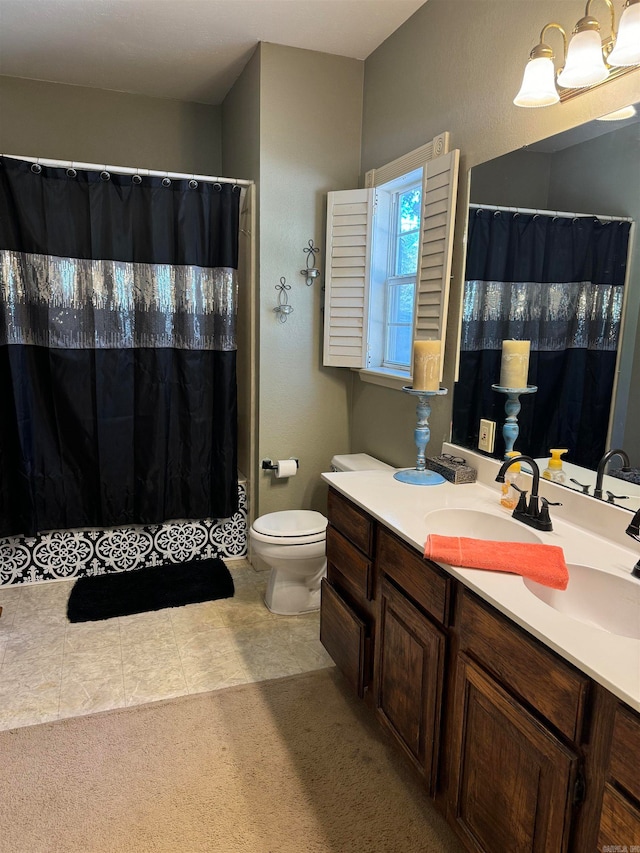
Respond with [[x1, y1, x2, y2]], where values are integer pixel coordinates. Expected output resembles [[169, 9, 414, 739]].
[[598, 703, 640, 850], [374, 577, 445, 794], [449, 655, 579, 853], [320, 578, 367, 697], [598, 784, 640, 850]]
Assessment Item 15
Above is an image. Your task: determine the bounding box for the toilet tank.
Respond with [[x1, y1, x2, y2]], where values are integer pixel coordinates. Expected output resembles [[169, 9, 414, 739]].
[[330, 453, 394, 472]]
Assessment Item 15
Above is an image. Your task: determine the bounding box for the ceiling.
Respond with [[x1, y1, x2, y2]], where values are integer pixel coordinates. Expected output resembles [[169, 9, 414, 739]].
[[0, 0, 426, 105]]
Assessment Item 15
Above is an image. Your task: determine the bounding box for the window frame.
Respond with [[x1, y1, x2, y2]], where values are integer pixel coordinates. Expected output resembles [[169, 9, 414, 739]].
[[323, 133, 459, 393]]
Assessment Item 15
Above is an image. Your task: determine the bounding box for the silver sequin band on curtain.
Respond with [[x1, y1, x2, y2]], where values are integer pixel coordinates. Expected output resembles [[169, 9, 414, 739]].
[[460, 279, 623, 353], [0, 250, 238, 350]]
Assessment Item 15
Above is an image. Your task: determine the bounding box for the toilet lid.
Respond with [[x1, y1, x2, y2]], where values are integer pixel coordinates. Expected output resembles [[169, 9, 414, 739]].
[[253, 510, 328, 538]]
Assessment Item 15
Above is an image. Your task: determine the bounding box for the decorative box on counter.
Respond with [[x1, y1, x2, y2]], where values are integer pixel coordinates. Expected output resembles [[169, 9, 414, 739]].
[[426, 453, 477, 484]]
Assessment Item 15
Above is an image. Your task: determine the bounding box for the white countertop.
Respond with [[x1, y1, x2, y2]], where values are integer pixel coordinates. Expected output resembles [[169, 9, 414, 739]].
[[322, 457, 640, 712]]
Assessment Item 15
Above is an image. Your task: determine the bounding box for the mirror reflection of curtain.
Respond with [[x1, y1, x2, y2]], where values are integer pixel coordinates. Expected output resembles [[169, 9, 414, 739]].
[[0, 156, 240, 538], [453, 208, 631, 468]]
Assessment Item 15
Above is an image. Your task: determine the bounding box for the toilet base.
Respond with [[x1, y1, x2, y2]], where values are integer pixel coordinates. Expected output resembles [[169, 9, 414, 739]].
[[263, 562, 325, 616]]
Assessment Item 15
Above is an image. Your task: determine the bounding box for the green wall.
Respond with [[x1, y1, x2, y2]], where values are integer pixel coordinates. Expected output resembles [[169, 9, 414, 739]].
[[226, 44, 363, 518], [0, 76, 222, 174], [355, 0, 640, 469]]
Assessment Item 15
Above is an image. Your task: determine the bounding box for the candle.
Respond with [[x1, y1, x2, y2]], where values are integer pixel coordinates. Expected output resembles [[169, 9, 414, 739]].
[[412, 340, 441, 391], [500, 340, 530, 388]]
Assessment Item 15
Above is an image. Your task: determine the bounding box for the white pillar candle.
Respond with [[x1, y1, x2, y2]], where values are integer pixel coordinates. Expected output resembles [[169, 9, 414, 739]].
[[412, 340, 441, 391], [500, 340, 530, 388]]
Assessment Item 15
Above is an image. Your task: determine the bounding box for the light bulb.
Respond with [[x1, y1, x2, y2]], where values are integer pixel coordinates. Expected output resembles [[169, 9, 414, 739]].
[[557, 25, 609, 88], [608, 1, 640, 66], [514, 56, 560, 107]]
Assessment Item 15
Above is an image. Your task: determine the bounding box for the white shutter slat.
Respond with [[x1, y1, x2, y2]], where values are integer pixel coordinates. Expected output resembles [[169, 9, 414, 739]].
[[333, 214, 368, 227], [332, 245, 366, 258], [414, 149, 460, 382], [333, 225, 369, 238], [324, 188, 374, 368], [331, 257, 367, 268], [333, 235, 367, 247]]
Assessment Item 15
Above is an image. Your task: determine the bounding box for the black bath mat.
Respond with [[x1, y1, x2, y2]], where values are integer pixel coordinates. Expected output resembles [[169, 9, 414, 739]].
[[66, 558, 235, 622]]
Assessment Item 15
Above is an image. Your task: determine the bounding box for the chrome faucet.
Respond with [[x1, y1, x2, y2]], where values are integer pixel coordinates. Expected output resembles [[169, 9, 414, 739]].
[[594, 448, 630, 501], [495, 455, 560, 532], [626, 507, 640, 579]]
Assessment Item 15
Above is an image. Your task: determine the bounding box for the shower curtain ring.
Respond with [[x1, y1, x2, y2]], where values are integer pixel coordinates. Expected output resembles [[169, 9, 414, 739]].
[[162, 174, 172, 187], [31, 159, 42, 174], [189, 178, 198, 189]]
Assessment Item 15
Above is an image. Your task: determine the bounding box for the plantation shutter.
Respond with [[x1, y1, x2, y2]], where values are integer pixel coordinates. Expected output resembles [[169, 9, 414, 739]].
[[414, 149, 460, 381], [323, 188, 374, 368]]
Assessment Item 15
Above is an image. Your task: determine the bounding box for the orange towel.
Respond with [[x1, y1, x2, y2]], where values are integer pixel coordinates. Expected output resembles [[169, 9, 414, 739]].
[[424, 534, 569, 590]]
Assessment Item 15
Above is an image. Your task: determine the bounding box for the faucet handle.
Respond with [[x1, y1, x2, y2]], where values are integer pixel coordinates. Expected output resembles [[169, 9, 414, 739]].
[[539, 497, 561, 529], [605, 491, 629, 505], [570, 478, 591, 495], [626, 522, 640, 543], [541, 497, 562, 507], [512, 483, 528, 514]]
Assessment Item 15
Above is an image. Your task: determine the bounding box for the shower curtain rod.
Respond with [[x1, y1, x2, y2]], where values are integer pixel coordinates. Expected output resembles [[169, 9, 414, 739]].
[[1, 153, 252, 187], [469, 202, 631, 223]]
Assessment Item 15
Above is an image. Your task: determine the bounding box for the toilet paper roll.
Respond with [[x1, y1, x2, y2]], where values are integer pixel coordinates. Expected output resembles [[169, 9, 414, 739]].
[[275, 459, 297, 479]]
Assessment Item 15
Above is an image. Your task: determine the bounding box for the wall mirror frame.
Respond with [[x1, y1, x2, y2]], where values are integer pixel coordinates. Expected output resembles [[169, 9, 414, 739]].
[[451, 102, 640, 512]]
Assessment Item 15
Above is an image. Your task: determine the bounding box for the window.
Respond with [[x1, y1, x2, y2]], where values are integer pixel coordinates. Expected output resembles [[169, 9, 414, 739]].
[[323, 135, 459, 391], [374, 172, 422, 373]]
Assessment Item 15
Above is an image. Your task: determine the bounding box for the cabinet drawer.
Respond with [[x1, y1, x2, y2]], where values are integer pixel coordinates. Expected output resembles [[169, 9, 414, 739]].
[[320, 578, 367, 698], [609, 704, 640, 803], [458, 591, 589, 742], [598, 784, 640, 851], [327, 525, 372, 603], [328, 489, 373, 557], [377, 526, 450, 626]]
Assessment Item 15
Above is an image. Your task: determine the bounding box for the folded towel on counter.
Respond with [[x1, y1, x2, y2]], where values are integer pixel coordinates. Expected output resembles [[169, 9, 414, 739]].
[[424, 535, 569, 590]]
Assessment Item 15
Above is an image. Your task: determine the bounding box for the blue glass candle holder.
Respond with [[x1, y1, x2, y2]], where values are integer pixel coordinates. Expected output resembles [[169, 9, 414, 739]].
[[394, 386, 448, 485], [491, 384, 538, 458]]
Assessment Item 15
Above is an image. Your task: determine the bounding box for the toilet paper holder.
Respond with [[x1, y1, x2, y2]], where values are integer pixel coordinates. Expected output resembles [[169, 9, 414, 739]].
[[262, 458, 299, 471]]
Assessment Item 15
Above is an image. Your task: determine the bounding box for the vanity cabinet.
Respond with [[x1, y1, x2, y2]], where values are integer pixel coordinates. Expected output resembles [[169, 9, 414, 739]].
[[448, 591, 586, 852], [598, 703, 640, 850], [321, 488, 638, 851], [320, 489, 376, 697], [374, 526, 450, 792]]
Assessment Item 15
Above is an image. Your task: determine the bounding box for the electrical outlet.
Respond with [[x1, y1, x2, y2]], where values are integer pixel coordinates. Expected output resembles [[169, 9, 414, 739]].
[[478, 419, 496, 453]]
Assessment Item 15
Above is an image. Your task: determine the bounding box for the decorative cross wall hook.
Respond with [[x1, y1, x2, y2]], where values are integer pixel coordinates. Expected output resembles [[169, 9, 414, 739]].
[[300, 239, 320, 286], [274, 277, 293, 323]]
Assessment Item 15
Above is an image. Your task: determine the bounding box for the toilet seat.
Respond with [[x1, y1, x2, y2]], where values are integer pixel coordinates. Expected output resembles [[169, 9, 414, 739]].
[[252, 510, 327, 539]]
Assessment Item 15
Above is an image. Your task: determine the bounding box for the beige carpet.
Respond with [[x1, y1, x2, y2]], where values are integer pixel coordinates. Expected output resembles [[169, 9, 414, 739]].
[[0, 668, 461, 853]]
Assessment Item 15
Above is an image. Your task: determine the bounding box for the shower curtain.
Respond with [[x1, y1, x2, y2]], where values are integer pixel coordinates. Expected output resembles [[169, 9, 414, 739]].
[[0, 156, 240, 538], [452, 208, 631, 468]]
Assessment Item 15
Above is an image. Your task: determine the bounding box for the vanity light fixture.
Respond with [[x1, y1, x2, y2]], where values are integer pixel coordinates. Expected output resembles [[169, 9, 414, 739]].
[[514, 0, 640, 108]]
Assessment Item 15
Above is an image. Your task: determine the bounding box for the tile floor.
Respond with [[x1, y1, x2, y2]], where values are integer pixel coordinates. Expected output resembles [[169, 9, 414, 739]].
[[0, 560, 334, 731]]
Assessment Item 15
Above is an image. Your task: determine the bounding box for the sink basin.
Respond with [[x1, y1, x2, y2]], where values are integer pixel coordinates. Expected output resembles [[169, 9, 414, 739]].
[[524, 565, 640, 639], [424, 508, 543, 544]]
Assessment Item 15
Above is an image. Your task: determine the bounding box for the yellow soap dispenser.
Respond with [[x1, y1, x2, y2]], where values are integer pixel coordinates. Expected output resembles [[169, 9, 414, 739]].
[[542, 449, 568, 484], [500, 451, 523, 510]]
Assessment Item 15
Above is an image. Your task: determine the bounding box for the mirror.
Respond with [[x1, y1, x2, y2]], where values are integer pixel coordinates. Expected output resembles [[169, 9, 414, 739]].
[[452, 103, 640, 511]]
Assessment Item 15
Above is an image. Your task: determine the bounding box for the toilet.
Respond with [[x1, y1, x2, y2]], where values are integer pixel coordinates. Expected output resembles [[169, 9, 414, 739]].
[[250, 453, 394, 615]]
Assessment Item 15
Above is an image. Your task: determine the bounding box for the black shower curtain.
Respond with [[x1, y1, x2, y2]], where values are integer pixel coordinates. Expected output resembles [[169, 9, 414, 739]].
[[0, 156, 240, 538], [452, 209, 631, 468]]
